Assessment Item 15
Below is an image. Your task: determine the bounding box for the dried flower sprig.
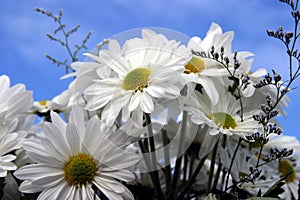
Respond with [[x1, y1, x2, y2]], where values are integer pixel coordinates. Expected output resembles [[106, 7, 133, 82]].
[[237, 166, 262, 186], [192, 2, 299, 198], [35, 8, 92, 74], [252, 0, 299, 172], [263, 147, 294, 163], [192, 48, 248, 115], [192, 47, 254, 194]]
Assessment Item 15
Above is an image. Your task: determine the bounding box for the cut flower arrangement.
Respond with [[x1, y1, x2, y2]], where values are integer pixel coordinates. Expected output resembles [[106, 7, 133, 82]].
[[1, 0, 300, 199]]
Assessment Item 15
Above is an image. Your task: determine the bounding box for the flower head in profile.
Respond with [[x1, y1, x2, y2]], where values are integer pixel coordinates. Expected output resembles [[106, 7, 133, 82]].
[[83, 29, 188, 126], [15, 107, 139, 199], [32, 100, 62, 114], [0, 75, 32, 178]]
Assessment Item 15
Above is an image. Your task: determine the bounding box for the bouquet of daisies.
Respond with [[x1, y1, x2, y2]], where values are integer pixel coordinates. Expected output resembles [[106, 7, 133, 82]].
[[0, 0, 299, 199]]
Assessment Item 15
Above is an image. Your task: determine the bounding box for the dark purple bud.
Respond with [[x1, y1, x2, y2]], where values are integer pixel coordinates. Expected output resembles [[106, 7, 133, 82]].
[[265, 74, 272, 84], [267, 30, 275, 37], [224, 57, 230, 65], [214, 52, 219, 60]]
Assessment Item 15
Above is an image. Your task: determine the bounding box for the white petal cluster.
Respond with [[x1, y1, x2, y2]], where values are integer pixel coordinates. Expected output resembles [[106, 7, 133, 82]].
[[0, 75, 33, 178], [2, 20, 297, 199], [15, 107, 139, 199], [0, 75, 33, 132]]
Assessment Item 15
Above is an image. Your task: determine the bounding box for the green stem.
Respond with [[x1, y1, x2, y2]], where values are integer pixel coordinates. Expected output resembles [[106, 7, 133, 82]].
[[162, 129, 172, 195], [188, 157, 195, 179], [212, 135, 227, 190], [144, 113, 163, 199], [183, 154, 188, 182], [138, 140, 150, 164], [138, 140, 156, 190], [170, 109, 188, 198], [176, 156, 207, 200], [255, 142, 264, 168], [224, 137, 242, 191], [206, 140, 219, 195]]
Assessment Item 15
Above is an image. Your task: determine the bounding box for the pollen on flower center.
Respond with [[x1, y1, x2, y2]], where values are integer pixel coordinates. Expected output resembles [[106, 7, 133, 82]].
[[63, 153, 97, 186], [184, 56, 206, 74], [279, 160, 296, 183], [122, 67, 151, 91], [208, 112, 237, 129]]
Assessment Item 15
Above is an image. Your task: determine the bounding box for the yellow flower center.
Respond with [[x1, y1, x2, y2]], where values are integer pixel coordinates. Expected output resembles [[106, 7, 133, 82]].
[[279, 160, 296, 183], [122, 68, 151, 91], [39, 100, 49, 109], [239, 172, 248, 178], [64, 153, 97, 186], [39, 100, 47, 106], [208, 112, 237, 129], [184, 56, 206, 74]]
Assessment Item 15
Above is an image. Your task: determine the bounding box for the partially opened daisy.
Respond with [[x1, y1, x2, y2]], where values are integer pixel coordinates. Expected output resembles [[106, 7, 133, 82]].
[[184, 85, 262, 137], [84, 29, 188, 126], [15, 107, 139, 199]]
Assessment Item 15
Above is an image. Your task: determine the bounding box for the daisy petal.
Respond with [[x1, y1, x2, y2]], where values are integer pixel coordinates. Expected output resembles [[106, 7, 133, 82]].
[[140, 93, 154, 113]]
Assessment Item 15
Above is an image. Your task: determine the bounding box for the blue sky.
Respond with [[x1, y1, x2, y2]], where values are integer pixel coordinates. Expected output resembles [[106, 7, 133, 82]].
[[0, 0, 299, 137]]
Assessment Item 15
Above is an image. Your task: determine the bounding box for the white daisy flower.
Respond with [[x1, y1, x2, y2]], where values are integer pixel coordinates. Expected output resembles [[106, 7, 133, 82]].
[[32, 100, 62, 114], [62, 59, 113, 104], [83, 29, 188, 126], [259, 155, 300, 200], [31, 87, 97, 123], [183, 54, 222, 106], [183, 23, 235, 105], [0, 75, 33, 132], [219, 137, 277, 196], [277, 158, 300, 200], [15, 107, 139, 199], [257, 135, 300, 199], [0, 125, 26, 177], [184, 23, 257, 105], [184, 86, 262, 138]]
